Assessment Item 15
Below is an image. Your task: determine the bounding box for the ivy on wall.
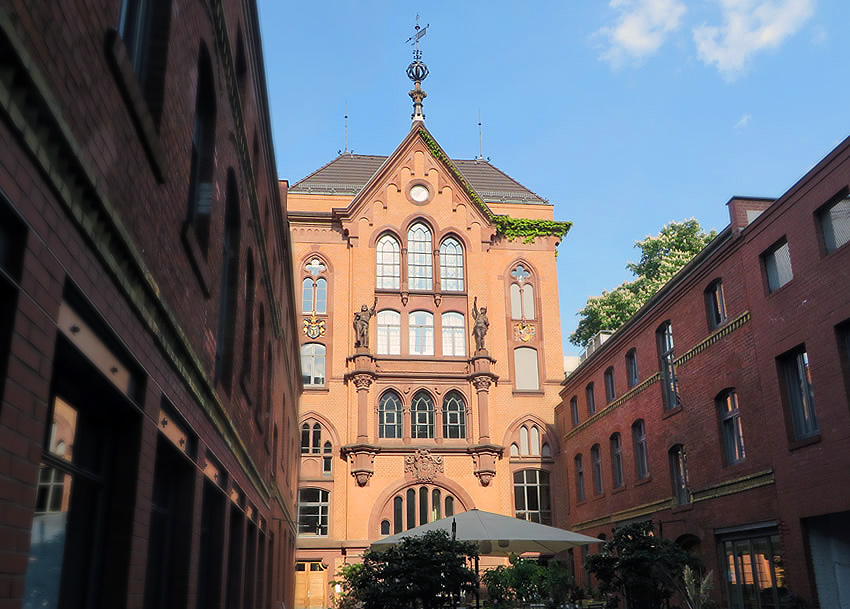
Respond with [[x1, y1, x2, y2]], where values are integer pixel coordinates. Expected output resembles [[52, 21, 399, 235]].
[[418, 129, 572, 244]]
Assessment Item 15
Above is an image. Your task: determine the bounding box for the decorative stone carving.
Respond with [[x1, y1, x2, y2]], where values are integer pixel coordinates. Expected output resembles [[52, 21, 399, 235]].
[[405, 448, 444, 482], [353, 298, 377, 349], [472, 375, 492, 392], [433, 292, 442, 307], [303, 315, 327, 339], [401, 291, 409, 306], [470, 446, 502, 487], [346, 448, 377, 487], [472, 296, 489, 352], [354, 471, 373, 486], [352, 373, 373, 390]]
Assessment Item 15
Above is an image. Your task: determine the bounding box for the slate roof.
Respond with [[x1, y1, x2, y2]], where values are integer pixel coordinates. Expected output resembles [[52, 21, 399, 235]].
[[289, 153, 548, 204]]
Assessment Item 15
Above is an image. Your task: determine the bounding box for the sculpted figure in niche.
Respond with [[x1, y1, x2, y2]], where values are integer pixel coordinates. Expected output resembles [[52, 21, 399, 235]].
[[472, 296, 489, 352], [353, 297, 377, 349]]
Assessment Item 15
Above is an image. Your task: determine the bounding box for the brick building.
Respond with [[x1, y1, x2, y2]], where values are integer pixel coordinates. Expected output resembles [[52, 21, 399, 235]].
[[285, 51, 571, 609], [0, 1, 301, 608], [555, 137, 850, 608]]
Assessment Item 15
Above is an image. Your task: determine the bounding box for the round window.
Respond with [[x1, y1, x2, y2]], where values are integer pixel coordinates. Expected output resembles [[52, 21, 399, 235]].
[[409, 184, 430, 202]]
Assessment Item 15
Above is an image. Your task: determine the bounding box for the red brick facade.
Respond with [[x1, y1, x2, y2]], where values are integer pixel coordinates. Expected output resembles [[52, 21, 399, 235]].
[[0, 1, 301, 608], [555, 138, 850, 608]]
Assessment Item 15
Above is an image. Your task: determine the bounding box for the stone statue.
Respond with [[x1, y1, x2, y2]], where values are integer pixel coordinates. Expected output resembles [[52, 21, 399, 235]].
[[353, 297, 377, 349], [472, 296, 489, 352]]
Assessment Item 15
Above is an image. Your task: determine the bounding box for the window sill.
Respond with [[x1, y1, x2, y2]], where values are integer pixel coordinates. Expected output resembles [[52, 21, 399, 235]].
[[662, 405, 683, 420], [512, 389, 545, 396], [104, 28, 167, 183], [303, 386, 329, 392], [671, 502, 694, 514], [788, 433, 821, 451], [181, 221, 212, 298], [634, 476, 652, 486], [765, 279, 794, 298], [611, 485, 627, 494]]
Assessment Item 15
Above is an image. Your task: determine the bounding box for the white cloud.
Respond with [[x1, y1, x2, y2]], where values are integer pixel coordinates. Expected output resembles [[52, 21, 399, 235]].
[[597, 0, 687, 66], [734, 113, 752, 128], [693, 0, 815, 79]]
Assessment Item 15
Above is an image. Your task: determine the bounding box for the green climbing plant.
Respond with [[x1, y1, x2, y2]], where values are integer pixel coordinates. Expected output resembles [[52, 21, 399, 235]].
[[418, 129, 572, 244]]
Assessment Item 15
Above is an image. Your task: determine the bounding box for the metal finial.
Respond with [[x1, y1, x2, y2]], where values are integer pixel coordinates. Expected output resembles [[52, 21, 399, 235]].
[[406, 16, 429, 122], [477, 109, 484, 161], [344, 101, 349, 154]]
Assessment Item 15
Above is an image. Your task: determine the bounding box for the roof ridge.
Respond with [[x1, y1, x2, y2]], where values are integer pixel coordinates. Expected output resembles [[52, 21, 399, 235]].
[[454, 159, 547, 203]]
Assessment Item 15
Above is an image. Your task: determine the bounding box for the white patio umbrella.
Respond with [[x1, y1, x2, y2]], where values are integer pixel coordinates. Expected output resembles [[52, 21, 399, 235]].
[[371, 508, 601, 555]]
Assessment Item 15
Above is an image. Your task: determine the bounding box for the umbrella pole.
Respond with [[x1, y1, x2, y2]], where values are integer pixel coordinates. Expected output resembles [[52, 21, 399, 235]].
[[475, 555, 480, 609]]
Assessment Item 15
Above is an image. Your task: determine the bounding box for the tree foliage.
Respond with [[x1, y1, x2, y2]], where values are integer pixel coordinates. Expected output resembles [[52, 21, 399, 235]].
[[482, 556, 577, 609], [584, 521, 695, 609], [570, 220, 717, 347], [334, 530, 479, 609]]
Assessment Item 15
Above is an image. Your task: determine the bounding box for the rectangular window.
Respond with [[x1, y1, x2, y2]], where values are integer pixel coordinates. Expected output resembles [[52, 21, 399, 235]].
[[409, 311, 434, 356], [763, 239, 793, 292], [718, 390, 746, 465], [377, 311, 401, 355], [778, 347, 818, 440], [610, 434, 624, 489], [819, 196, 850, 253], [706, 280, 727, 329], [575, 455, 585, 502], [626, 349, 639, 388], [657, 322, 680, 411], [513, 470, 552, 525], [441, 312, 466, 357], [591, 445, 603, 496], [514, 347, 540, 391], [570, 396, 579, 427], [604, 367, 616, 403], [721, 531, 784, 609], [669, 445, 690, 505], [633, 420, 650, 480], [586, 383, 596, 415], [297, 488, 329, 536]]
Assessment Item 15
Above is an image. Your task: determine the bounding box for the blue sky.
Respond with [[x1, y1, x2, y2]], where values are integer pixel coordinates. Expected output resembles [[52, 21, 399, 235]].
[[258, 0, 850, 356]]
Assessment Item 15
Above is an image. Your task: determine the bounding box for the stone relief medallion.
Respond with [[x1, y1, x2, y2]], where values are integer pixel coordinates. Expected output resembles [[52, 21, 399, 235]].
[[514, 321, 536, 342], [404, 448, 444, 483], [303, 315, 326, 339]]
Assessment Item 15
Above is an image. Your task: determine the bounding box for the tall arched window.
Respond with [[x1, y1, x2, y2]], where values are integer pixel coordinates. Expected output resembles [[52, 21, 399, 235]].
[[657, 321, 679, 411], [376, 235, 401, 289], [440, 237, 464, 291], [241, 255, 255, 379], [377, 310, 401, 355], [300, 343, 326, 386], [591, 444, 603, 495], [302, 258, 327, 314], [185, 46, 216, 253], [610, 433, 624, 488], [378, 391, 402, 438], [409, 311, 434, 356], [215, 170, 240, 393], [382, 485, 460, 534], [442, 392, 466, 439], [509, 264, 535, 320], [411, 391, 434, 438], [408, 223, 433, 290], [632, 419, 650, 479], [441, 312, 465, 357]]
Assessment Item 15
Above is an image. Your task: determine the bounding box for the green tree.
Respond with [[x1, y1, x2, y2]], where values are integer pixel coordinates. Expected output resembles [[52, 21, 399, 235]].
[[584, 521, 694, 609], [482, 556, 577, 609], [337, 530, 479, 609], [570, 220, 717, 347]]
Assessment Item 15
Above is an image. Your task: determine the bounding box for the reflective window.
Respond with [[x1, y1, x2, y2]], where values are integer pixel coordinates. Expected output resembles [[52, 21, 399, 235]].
[[763, 239, 793, 292], [820, 196, 850, 253], [632, 419, 650, 480], [604, 367, 616, 403], [574, 455, 585, 502], [657, 321, 679, 411], [705, 279, 727, 329], [717, 389, 746, 464], [514, 347, 539, 391], [411, 391, 434, 439], [591, 444, 603, 495], [513, 470, 551, 524], [722, 532, 784, 609], [297, 488, 329, 536], [378, 391, 403, 439], [442, 392, 466, 439], [300, 343, 326, 386], [440, 237, 464, 291], [377, 310, 401, 355], [625, 349, 639, 389], [779, 347, 818, 439], [408, 223, 433, 290], [376, 235, 401, 289], [669, 444, 690, 504], [409, 311, 434, 356], [441, 312, 465, 357], [610, 433, 624, 488]]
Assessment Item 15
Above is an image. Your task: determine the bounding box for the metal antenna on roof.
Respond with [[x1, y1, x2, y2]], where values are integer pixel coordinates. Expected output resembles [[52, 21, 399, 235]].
[[344, 101, 349, 155], [477, 109, 484, 161]]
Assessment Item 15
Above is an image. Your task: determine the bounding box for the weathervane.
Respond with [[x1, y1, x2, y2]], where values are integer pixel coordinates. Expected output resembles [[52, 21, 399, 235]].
[[406, 15, 429, 123]]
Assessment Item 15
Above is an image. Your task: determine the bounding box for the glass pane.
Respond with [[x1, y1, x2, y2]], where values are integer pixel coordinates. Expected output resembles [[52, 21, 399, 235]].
[[510, 284, 522, 320], [377, 236, 401, 289], [408, 224, 433, 291], [49, 398, 77, 462], [315, 279, 327, 314], [514, 348, 539, 391], [822, 198, 850, 253], [520, 427, 529, 455], [522, 284, 535, 320], [766, 242, 792, 291], [302, 278, 313, 314]]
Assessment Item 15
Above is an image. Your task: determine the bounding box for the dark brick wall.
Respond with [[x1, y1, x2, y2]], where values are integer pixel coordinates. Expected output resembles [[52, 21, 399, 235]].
[[0, 0, 301, 607], [556, 137, 850, 607]]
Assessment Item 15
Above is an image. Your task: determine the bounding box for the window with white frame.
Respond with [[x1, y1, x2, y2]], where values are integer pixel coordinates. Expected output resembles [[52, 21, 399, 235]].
[[302, 258, 328, 314], [409, 311, 434, 356], [442, 392, 466, 439], [717, 389, 745, 465], [408, 223, 433, 290], [377, 310, 401, 355], [378, 391, 402, 439], [297, 488, 329, 536], [763, 239, 793, 292], [300, 343, 325, 386], [705, 279, 726, 329], [657, 321, 679, 411], [514, 347, 539, 391], [439, 237, 464, 291], [376, 235, 401, 289], [441, 312, 466, 356], [410, 391, 434, 438], [509, 264, 535, 320], [779, 346, 818, 440], [819, 196, 850, 253], [513, 470, 551, 524]]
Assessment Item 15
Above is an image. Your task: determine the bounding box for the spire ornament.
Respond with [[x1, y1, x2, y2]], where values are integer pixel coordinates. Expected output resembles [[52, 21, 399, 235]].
[[406, 15, 429, 122]]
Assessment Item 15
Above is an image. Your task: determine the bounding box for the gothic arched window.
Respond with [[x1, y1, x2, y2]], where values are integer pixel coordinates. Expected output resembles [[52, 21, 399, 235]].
[[442, 391, 466, 439], [440, 237, 464, 291], [411, 391, 434, 439], [408, 223, 433, 290], [509, 264, 535, 320], [302, 257, 327, 315], [376, 234, 401, 289], [378, 391, 403, 439]]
